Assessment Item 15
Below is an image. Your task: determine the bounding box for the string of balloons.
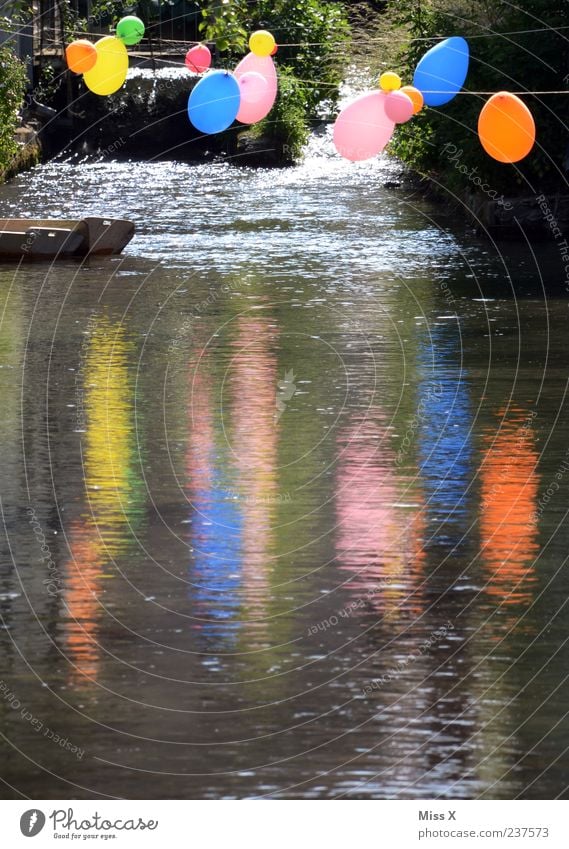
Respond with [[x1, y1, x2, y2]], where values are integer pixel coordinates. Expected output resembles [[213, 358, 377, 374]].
[[334, 38, 537, 164], [65, 23, 548, 160], [66, 20, 280, 133]]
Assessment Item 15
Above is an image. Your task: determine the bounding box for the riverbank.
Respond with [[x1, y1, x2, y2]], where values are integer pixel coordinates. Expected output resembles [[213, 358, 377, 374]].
[[0, 125, 42, 185], [412, 175, 569, 241]]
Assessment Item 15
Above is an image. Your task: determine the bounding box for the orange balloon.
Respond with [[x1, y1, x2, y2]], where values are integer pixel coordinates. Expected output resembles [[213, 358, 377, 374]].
[[400, 85, 423, 114], [66, 39, 97, 74], [478, 91, 535, 163]]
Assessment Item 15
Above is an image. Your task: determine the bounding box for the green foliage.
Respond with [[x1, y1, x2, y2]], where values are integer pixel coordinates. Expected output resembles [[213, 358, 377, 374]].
[[199, 0, 248, 53], [252, 0, 350, 116], [34, 63, 58, 105], [0, 46, 27, 176], [387, 0, 569, 194], [88, 0, 135, 27], [256, 64, 311, 161], [200, 0, 351, 159], [0, 0, 31, 29]]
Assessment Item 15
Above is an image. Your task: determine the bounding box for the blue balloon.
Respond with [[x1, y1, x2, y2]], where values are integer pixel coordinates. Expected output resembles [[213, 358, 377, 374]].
[[188, 70, 241, 134], [413, 36, 469, 107]]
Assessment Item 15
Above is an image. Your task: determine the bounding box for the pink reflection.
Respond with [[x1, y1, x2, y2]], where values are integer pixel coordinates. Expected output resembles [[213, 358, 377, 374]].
[[335, 414, 425, 619], [229, 317, 279, 622], [187, 352, 215, 500]]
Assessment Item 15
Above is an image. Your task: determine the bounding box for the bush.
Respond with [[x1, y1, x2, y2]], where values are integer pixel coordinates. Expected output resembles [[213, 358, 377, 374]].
[[0, 46, 27, 176], [255, 65, 311, 162], [387, 0, 569, 195], [201, 0, 350, 160]]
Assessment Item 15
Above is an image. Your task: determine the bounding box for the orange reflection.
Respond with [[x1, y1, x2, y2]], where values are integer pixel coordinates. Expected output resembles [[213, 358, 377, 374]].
[[479, 410, 539, 607], [65, 523, 102, 683], [65, 316, 139, 684], [335, 414, 425, 620]]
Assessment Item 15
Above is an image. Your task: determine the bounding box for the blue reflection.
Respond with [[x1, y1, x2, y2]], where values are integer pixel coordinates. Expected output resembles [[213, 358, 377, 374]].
[[190, 472, 243, 646], [417, 326, 473, 543]]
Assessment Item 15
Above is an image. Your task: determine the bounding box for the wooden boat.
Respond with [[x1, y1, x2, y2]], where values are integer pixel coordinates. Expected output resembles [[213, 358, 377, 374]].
[[0, 217, 135, 261]]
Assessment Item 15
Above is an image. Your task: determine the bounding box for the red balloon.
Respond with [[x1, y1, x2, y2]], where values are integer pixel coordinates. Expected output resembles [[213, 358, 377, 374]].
[[185, 44, 211, 74]]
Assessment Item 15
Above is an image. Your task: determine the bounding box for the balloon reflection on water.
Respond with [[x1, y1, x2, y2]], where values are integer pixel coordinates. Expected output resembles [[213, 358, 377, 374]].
[[479, 410, 539, 611], [185, 314, 278, 648], [335, 413, 426, 622], [65, 316, 144, 685]]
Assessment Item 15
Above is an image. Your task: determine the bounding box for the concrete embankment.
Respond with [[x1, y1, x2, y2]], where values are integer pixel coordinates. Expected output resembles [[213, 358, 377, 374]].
[[1, 125, 42, 184]]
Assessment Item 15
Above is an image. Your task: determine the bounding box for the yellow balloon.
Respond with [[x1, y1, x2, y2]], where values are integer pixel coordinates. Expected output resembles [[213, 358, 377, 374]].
[[379, 71, 401, 92], [249, 30, 275, 58], [83, 36, 128, 96]]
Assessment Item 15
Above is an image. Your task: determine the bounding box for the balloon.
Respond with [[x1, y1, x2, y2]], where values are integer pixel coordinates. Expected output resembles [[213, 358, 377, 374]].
[[83, 37, 128, 97], [185, 44, 211, 74], [188, 70, 241, 134], [333, 92, 395, 162], [478, 91, 535, 163], [379, 71, 401, 92], [400, 85, 423, 114], [116, 15, 145, 46], [234, 52, 277, 124], [271, 44, 278, 56], [413, 36, 469, 107], [238, 71, 268, 105], [384, 90, 414, 123], [249, 30, 275, 57], [66, 39, 97, 74]]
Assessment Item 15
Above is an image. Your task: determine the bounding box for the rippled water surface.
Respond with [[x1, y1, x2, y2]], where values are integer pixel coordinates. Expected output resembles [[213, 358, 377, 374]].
[[1, 135, 569, 799]]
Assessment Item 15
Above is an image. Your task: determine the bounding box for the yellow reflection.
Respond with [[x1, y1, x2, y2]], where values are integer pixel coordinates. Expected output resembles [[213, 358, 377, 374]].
[[65, 315, 140, 684], [479, 410, 539, 607], [83, 316, 138, 551], [0, 277, 22, 483]]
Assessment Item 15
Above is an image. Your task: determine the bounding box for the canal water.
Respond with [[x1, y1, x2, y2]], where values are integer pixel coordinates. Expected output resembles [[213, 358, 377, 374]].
[[1, 132, 568, 799]]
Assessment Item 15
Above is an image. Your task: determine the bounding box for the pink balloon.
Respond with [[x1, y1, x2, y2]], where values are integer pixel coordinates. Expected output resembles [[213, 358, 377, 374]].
[[333, 92, 395, 162], [238, 71, 268, 105], [185, 44, 211, 74], [234, 52, 277, 124], [384, 90, 414, 124]]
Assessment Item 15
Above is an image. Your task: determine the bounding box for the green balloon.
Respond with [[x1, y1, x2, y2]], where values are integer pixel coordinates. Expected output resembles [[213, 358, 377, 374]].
[[116, 16, 145, 46]]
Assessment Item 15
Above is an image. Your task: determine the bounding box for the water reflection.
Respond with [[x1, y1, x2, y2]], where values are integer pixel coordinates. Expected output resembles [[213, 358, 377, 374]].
[[186, 349, 243, 647], [185, 313, 280, 648], [335, 413, 426, 621], [229, 315, 278, 631], [65, 315, 144, 684], [0, 153, 567, 800], [479, 409, 539, 610], [417, 327, 474, 546]]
